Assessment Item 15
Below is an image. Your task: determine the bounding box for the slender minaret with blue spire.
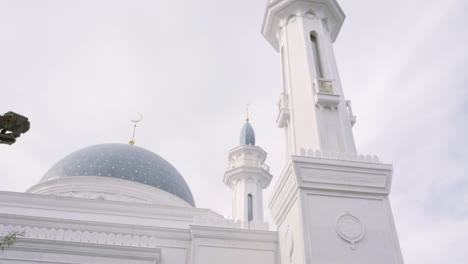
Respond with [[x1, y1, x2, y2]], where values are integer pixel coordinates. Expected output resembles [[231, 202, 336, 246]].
[[224, 115, 272, 228]]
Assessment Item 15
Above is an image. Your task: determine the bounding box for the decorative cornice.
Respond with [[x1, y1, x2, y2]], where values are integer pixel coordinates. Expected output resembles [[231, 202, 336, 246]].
[[224, 166, 273, 189], [227, 145, 268, 160], [54, 191, 148, 203], [0, 213, 192, 242], [0, 191, 219, 218], [262, 0, 346, 51], [193, 216, 269, 231], [290, 156, 393, 194], [269, 156, 392, 225], [27, 176, 193, 208], [0, 223, 161, 249], [190, 225, 277, 244]]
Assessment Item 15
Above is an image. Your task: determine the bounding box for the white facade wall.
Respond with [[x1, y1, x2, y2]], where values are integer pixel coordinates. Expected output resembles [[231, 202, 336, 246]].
[[269, 156, 404, 264], [190, 226, 277, 264], [0, 191, 278, 264]]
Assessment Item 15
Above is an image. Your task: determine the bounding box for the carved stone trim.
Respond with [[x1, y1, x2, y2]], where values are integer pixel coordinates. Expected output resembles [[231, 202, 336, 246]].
[[193, 216, 269, 231], [55, 191, 148, 204], [0, 224, 161, 249], [298, 148, 380, 163], [335, 212, 365, 250]]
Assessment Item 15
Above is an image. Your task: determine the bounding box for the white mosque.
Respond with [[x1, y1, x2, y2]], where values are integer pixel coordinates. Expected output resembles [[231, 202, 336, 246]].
[[0, 0, 405, 263]]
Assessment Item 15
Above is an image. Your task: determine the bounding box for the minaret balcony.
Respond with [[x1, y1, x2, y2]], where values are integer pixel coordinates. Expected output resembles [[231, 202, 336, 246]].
[[227, 159, 270, 173], [276, 93, 290, 128], [313, 78, 341, 107], [224, 166, 273, 189], [228, 159, 263, 170]]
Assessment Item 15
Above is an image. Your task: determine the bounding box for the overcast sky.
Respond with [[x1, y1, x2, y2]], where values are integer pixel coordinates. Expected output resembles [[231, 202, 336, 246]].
[[1, 0, 467, 263]]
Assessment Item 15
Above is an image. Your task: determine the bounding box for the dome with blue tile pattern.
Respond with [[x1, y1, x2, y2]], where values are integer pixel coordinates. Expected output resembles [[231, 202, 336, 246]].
[[240, 121, 255, 146], [40, 143, 195, 207]]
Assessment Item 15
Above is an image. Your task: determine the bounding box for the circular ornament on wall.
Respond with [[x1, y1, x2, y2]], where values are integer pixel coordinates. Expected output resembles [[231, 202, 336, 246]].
[[335, 211, 365, 250]]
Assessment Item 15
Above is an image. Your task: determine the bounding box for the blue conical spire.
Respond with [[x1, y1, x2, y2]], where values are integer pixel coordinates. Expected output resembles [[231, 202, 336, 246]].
[[240, 120, 255, 146]]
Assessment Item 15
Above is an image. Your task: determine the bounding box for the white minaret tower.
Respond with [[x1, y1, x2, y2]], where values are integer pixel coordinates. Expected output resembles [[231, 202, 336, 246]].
[[263, 1, 404, 263], [224, 117, 272, 228], [265, 0, 356, 156]]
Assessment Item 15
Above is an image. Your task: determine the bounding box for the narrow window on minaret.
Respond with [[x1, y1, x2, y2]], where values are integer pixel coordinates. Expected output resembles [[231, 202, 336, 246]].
[[310, 33, 324, 78], [247, 194, 253, 222]]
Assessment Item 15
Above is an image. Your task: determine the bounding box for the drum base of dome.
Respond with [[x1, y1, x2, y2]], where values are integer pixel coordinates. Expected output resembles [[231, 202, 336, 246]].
[[27, 176, 194, 208]]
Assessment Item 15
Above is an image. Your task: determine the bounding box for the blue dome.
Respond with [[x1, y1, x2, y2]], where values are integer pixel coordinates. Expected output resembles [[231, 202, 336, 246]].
[[240, 121, 255, 145], [40, 143, 195, 207]]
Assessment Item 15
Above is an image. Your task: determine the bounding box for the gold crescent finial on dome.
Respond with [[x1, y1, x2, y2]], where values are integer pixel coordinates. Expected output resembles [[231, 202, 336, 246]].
[[245, 104, 250, 122], [129, 113, 143, 145]]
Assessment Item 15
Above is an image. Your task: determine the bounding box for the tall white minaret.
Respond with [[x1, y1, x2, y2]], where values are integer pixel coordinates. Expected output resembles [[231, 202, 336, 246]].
[[263, 1, 404, 263], [265, 0, 356, 156], [224, 117, 272, 228]]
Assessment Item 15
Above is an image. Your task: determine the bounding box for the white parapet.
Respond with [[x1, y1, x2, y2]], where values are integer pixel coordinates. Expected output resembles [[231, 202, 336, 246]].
[[192, 216, 269, 231], [298, 148, 381, 163]]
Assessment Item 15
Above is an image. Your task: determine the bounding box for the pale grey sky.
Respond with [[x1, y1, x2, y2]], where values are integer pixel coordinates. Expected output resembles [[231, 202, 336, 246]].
[[1, 0, 467, 263]]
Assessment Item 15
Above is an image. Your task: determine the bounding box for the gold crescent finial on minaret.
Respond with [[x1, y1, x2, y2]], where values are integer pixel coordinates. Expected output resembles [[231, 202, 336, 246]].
[[245, 104, 250, 122], [128, 113, 143, 145]]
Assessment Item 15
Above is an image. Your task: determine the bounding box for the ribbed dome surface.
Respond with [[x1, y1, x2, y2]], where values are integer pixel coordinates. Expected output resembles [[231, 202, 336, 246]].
[[40, 143, 195, 206]]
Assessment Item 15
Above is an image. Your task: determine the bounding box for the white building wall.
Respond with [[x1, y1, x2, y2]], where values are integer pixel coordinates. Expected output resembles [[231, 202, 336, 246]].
[[269, 156, 404, 264], [301, 193, 403, 263], [0, 239, 161, 264], [277, 198, 306, 264], [190, 226, 278, 264], [0, 191, 278, 264]]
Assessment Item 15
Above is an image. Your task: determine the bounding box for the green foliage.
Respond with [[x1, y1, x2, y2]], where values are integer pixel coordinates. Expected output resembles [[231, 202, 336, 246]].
[[0, 231, 25, 251]]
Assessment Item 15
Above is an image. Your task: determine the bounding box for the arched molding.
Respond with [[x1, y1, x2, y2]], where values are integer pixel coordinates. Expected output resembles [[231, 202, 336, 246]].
[[287, 15, 297, 25], [304, 10, 318, 20]]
